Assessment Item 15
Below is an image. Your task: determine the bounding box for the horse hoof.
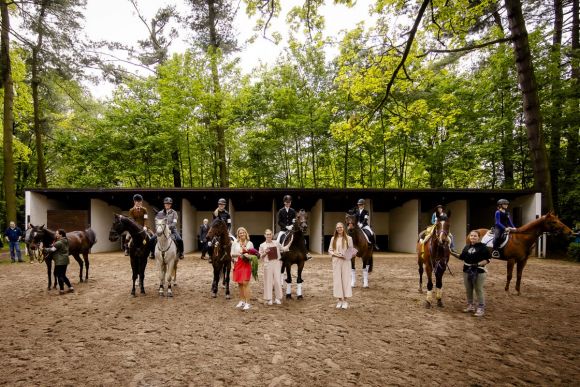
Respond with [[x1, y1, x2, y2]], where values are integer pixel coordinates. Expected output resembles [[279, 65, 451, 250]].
[[437, 300, 444, 307], [286, 294, 292, 299], [425, 301, 431, 309], [79, 279, 84, 283], [297, 295, 303, 300], [211, 293, 217, 298], [418, 288, 423, 293], [141, 289, 146, 294], [131, 290, 136, 296], [225, 294, 231, 300], [167, 292, 173, 298]]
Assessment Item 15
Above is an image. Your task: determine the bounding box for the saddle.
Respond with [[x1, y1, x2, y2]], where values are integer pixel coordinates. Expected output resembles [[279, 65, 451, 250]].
[[481, 229, 509, 249]]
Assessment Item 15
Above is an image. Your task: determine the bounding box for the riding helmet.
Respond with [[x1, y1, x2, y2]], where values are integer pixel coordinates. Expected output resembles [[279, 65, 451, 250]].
[[163, 197, 173, 204], [497, 198, 510, 206], [435, 204, 443, 209], [283, 195, 292, 203], [133, 194, 143, 202], [357, 199, 365, 205], [218, 198, 227, 205]]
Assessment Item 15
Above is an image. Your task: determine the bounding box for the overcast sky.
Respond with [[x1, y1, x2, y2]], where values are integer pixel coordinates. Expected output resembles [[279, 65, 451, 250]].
[[83, 0, 374, 98]]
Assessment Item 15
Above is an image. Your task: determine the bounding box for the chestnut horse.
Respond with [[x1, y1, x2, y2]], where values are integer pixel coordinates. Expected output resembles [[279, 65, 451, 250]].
[[473, 212, 573, 295], [108, 214, 152, 296], [280, 209, 309, 299], [206, 218, 232, 299], [417, 214, 451, 308], [345, 213, 373, 288], [30, 225, 96, 289]]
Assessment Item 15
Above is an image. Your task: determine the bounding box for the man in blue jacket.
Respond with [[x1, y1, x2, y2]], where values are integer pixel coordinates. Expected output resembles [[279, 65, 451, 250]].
[[4, 221, 23, 262]]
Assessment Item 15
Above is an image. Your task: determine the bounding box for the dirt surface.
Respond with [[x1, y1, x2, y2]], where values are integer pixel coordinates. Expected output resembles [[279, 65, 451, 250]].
[[0, 252, 579, 386]]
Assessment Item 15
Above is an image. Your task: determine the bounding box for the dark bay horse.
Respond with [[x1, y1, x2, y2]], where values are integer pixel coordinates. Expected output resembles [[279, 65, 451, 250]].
[[345, 213, 374, 288], [108, 214, 152, 296], [30, 225, 96, 289], [473, 212, 573, 295], [417, 214, 451, 308], [206, 218, 232, 299], [280, 209, 309, 299]]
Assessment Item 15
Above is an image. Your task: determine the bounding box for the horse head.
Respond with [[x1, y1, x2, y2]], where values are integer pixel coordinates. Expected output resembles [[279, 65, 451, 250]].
[[345, 212, 357, 232], [294, 209, 308, 233], [155, 217, 170, 238], [434, 217, 451, 246], [108, 214, 125, 242], [29, 224, 48, 250], [543, 212, 573, 237]]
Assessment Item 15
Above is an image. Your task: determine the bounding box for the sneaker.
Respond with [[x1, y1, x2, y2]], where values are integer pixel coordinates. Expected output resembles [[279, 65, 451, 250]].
[[243, 303, 251, 310], [474, 307, 485, 317], [336, 301, 343, 309], [463, 304, 475, 313], [274, 299, 281, 305], [491, 250, 500, 258], [341, 301, 349, 309], [235, 300, 245, 308], [68, 287, 75, 293]]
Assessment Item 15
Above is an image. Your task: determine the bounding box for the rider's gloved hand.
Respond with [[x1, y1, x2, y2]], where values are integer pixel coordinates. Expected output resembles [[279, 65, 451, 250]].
[[358, 223, 363, 228], [286, 225, 293, 230]]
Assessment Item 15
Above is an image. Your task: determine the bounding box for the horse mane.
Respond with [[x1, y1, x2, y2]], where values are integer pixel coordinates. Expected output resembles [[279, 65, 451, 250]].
[[516, 214, 548, 233]]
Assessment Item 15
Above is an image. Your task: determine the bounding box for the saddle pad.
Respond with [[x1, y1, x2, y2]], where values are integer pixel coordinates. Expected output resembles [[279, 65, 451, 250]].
[[481, 230, 509, 249]]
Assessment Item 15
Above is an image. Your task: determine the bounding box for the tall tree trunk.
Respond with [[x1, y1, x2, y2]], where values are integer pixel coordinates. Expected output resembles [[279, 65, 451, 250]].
[[504, 0, 553, 211], [566, 0, 579, 179], [343, 143, 348, 188], [1, 0, 16, 223], [31, 0, 48, 187], [207, 0, 227, 187], [548, 0, 564, 213]]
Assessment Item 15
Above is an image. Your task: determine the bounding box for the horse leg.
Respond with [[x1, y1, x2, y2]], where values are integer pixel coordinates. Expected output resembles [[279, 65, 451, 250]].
[[224, 264, 231, 299], [166, 260, 176, 297], [158, 261, 166, 296], [435, 264, 445, 307], [505, 259, 515, 292], [418, 257, 424, 293], [351, 258, 356, 288], [285, 265, 292, 299], [296, 261, 305, 300], [425, 266, 434, 308], [211, 265, 219, 298], [82, 253, 89, 282], [72, 254, 83, 283], [515, 258, 528, 296], [363, 257, 370, 288], [131, 267, 138, 296]]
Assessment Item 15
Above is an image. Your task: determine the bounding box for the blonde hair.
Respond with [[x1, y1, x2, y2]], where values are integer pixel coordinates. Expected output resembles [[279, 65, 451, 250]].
[[331, 222, 347, 251], [237, 227, 249, 241], [264, 228, 273, 236]]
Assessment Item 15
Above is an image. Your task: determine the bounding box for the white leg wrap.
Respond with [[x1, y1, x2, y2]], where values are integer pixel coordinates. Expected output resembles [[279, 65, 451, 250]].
[[286, 282, 292, 295], [351, 269, 356, 287], [363, 266, 369, 288], [426, 290, 433, 303], [436, 288, 443, 300], [297, 283, 302, 297]]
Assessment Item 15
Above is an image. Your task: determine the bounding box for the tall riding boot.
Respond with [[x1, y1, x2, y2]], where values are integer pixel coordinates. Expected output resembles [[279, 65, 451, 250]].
[[370, 233, 379, 251], [177, 239, 184, 259], [149, 237, 157, 260]]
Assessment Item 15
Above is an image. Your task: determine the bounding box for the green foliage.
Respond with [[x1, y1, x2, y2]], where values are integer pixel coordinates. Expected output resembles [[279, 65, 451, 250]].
[[568, 243, 580, 263]]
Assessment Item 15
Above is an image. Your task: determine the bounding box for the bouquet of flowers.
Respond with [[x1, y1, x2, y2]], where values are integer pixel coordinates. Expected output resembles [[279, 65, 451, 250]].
[[246, 248, 260, 281]]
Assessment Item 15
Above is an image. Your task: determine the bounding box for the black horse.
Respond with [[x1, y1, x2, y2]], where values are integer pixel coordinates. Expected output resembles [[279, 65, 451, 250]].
[[280, 209, 309, 299], [345, 213, 374, 288], [108, 214, 152, 296], [206, 218, 232, 299], [29, 224, 97, 289]]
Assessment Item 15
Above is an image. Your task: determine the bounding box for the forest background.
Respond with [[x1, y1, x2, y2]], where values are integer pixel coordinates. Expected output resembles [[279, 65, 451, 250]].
[[0, 0, 578, 232]]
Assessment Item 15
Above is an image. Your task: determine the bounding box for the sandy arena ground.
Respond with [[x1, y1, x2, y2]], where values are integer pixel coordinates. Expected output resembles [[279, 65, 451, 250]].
[[0, 251, 578, 386]]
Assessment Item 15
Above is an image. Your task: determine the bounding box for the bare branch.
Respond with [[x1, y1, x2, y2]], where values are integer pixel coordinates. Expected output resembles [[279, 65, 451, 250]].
[[417, 37, 512, 57]]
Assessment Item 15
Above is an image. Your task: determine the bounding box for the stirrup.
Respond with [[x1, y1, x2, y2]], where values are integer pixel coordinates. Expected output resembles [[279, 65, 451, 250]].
[[491, 250, 500, 258]]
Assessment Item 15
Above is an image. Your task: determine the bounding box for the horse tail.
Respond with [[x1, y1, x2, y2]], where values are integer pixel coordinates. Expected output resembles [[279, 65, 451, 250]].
[[85, 228, 97, 247]]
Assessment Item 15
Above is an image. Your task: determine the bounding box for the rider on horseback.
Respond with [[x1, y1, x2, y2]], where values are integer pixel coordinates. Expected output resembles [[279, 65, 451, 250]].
[[350, 199, 379, 251], [150, 197, 184, 260], [213, 198, 232, 231], [127, 194, 149, 256], [492, 199, 516, 258], [277, 195, 312, 260]]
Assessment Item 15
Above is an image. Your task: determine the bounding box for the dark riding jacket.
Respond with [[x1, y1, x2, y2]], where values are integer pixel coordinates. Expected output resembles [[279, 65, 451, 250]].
[[277, 207, 296, 231], [48, 238, 70, 266], [494, 210, 515, 232], [351, 208, 370, 227], [198, 223, 209, 242], [213, 209, 232, 231]]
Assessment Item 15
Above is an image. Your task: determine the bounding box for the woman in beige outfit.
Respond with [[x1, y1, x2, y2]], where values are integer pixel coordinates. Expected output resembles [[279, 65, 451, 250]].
[[328, 222, 354, 309], [258, 229, 286, 305]]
